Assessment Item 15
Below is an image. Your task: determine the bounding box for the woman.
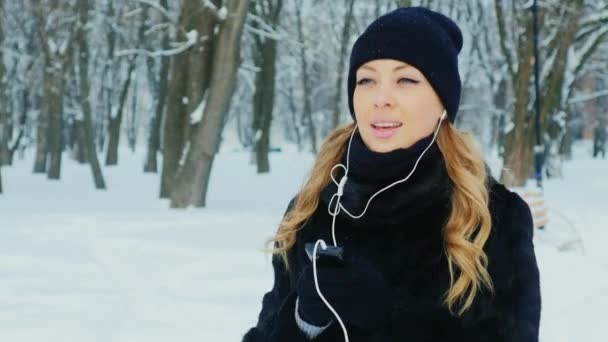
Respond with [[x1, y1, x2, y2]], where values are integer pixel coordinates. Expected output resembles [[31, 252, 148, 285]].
[[243, 6, 541, 342]]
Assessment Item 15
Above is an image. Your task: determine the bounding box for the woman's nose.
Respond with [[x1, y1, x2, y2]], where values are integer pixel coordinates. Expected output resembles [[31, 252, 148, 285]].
[[373, 85, 394, 108]]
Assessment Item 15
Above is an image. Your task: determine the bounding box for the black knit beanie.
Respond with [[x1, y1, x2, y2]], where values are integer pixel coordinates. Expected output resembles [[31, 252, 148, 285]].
[[347, 7, 463, 123]]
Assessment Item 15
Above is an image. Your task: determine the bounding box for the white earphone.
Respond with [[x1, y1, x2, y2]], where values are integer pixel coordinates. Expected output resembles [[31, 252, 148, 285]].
[[440, 109, 447, 121]]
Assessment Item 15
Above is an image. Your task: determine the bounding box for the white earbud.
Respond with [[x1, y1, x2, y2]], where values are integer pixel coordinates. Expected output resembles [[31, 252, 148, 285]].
[[440, 110, 447, 121]]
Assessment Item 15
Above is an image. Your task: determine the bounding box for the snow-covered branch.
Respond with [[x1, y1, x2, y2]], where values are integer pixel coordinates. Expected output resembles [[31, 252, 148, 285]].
[[144, 22, 172, 36], [562, 23, 608, 107], [579, 8, 608, 27], [115, 30, 200, 57], [568, 89, 608, 105], [244, 23, 284, 41]]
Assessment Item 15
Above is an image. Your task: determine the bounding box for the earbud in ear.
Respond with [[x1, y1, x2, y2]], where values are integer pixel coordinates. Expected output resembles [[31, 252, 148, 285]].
[[440, 110, 447, 121]]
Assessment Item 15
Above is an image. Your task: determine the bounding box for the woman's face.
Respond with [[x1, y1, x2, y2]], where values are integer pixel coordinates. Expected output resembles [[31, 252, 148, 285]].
[[353, 59, 445, 153]]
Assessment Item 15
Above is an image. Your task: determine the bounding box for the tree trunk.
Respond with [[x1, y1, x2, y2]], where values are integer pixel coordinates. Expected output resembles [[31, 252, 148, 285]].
[[0, 0, 10, 167], [128, 69, 138, 152], [294, 0, 317, 153], [8, 90, 28, 165], [32, 2, 74, 178], [286, 85, 302, 151], [144, 0, 169, 173], [251, 0, 282, 173], [490, 79, 508, 153], [499, 31, 535, 187], [105, 61, 135, 166], [99, 0, 115, 153], [160, 0, 219, 198], [77, 0, 106, 189], [0, 0, 4, 190], [47, 64, 66, 180], [35, 61, 66, 177], [169, 0, 250, 208], [74, 119, 87, 163], [497, 2, 535, 187], [160, 54, 187, 196], [33, 64, 52, 173], [143, 56, 168, 173]]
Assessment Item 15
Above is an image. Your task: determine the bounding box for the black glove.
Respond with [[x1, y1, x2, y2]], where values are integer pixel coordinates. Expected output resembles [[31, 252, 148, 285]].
[[296, 252, 391, 332]]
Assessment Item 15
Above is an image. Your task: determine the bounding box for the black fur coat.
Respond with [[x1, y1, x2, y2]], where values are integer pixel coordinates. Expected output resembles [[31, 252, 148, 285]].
[[242, 133, 541, 342]]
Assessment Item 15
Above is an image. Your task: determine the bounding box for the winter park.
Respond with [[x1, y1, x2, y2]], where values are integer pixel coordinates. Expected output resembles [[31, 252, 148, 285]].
[[0, 1, 608, 341]]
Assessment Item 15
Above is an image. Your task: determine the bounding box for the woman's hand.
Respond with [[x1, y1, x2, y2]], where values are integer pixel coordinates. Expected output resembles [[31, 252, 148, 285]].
[[296, 253, 391, 332]]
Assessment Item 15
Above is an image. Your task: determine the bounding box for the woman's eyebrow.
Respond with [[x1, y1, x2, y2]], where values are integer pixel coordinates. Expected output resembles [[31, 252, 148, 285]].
[[393, 65, 412, 71], [359, 64, 412, 72]]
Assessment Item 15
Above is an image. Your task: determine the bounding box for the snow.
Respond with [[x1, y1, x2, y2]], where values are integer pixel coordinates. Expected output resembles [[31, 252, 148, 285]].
[[217, 7, 228, 21], [48, 39, 57, 54], [189, 94, 207, 125], [185, 30, 199, 46], [503, 120, 515, 134], [178, 141, 190, 167], [0, 141, 607, 341]]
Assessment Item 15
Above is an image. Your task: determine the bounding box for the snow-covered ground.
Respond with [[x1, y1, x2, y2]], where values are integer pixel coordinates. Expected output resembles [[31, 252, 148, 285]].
[[0, 141, 606, 342]]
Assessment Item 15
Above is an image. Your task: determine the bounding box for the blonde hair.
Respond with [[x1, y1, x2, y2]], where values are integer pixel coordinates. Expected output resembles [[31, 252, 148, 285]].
[[269, 121, 493, 316]]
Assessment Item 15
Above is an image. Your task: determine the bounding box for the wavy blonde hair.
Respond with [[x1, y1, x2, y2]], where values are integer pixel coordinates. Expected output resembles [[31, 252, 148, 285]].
[[269, 121, 493, 316]]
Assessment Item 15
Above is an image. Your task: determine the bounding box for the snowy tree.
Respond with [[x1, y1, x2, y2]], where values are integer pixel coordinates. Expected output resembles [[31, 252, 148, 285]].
[[249, 0, 283, 173], [159, 0, 222, 199], [74, 0, 106, 189], [169, 0, 250, 207], [31, 0, 78, 179], [495, 0, 608, 186]]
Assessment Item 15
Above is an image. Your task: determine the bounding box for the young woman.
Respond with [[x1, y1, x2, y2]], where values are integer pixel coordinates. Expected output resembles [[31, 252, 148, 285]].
[[243, 6, 541, 342]]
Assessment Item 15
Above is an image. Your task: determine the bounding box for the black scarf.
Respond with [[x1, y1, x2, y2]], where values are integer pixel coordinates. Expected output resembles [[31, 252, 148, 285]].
[[319, 130, 453, 232]]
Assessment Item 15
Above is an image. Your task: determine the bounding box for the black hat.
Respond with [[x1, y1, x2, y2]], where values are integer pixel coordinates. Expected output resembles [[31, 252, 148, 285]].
[[347, 7, 463, 123]]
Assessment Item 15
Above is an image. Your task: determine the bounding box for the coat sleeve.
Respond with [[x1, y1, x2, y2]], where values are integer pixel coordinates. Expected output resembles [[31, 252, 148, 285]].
[[242, 198, 346, 342], [507, 193, 542, 342]]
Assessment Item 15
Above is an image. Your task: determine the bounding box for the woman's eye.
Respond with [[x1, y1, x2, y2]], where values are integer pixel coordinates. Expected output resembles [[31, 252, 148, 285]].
[[398, 77, 419, 84], [356, 78, 372, 85]]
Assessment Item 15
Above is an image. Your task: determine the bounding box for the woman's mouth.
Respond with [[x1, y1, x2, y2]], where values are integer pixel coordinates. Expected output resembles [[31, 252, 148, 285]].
[[370, 121, 403, 139]]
